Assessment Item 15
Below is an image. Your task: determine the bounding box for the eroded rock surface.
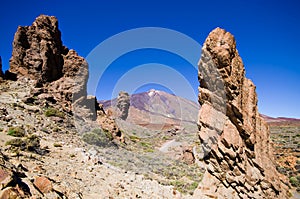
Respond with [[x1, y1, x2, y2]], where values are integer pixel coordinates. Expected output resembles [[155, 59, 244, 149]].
[[10, 15, 65, 83], [195, 28, 290, 198], [117, 91, 130, 120], [8, 15, 88, 116]]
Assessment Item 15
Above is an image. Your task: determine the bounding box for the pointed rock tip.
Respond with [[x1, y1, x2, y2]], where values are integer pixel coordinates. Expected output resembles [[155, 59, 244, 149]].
[[33, 14, 59, 28], [35, 14, 58, 21], [204, 27, 237, 54]]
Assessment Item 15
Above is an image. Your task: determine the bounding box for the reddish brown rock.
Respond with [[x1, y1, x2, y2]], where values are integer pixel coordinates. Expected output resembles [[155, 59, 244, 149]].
[[97, 104, 124, 143], [0, 168, 13, 189], [194, 28, 289, 198], [182, 146, 195, 165], [9, 15, 66, 83], [9, 15, 95, 120], [34, 176, 53, 194], [0, 187, 22, 199]]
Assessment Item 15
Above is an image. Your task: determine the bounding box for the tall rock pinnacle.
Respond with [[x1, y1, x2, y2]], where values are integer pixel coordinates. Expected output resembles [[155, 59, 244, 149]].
[[7, 15, 123, 140], [194, 28, 289, 198], [10, 15, 66, 83], [8, 15, 89, 115]]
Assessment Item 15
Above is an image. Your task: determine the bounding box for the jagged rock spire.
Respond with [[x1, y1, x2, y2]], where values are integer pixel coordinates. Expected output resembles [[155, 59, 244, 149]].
[[194, 28, 289, 198], [9, 15, 67, 83]]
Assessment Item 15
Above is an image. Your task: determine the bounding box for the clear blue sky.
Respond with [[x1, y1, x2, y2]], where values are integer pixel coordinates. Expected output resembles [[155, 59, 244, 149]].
[[0, 0, 299, 118]]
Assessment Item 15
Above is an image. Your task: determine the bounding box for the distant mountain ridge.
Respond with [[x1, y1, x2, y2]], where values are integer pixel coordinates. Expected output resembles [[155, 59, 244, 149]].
[[100, 90, 300, 128], [99, 89, 199, 129], [261, 114, 300, 126]]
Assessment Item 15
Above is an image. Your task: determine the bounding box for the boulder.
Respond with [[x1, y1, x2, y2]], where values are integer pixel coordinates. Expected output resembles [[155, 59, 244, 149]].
[[33, 176, 53, 194]]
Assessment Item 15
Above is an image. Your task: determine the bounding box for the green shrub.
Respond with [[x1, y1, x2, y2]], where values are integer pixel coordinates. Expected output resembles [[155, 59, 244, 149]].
[[5, 138, 25, 147], [5, 134, 40, 153], [82, 129, 111, 147], [44, 108, 64, 118], [129, 135, 140, 142], [290, 176, 299, 187], [7, 127, 25, 137], [101, 128, 113, 140], [53, 143, 62, 147], [25, 134, 40, 151], [170, 180, 199, 195], [140, 141, 151, 148]]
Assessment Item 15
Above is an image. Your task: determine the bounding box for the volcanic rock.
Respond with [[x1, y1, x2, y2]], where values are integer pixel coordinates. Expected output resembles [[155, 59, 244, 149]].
[[8, 14, 95, 121], [194, 28, 289, 198], [117, 91, 130, 120], [33, 176, 53, 194], [9, 15, 65, 83]]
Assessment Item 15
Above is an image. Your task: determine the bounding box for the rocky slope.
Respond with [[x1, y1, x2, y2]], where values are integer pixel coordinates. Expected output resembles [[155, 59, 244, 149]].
[[268, 119, 300, 194], [0, 14, 297, 198], [194, 27, 290, 198], [0, 77, 195, 198], [0, 14, 183, 198]]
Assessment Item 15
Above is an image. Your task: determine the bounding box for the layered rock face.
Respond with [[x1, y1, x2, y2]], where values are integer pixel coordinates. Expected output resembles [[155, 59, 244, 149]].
[[8, 15, 124, 140], [195, 28, 289, 198], [8, 15, 90, 117], [117, 91, 130, 120], [10, 15, 65, 83]]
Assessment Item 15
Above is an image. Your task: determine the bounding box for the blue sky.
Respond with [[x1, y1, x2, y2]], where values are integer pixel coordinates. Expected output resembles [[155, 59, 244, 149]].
[[0, 0, 299, 118]]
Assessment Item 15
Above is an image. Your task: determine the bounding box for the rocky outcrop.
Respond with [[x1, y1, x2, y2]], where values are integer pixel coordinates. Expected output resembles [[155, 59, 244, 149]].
[[117, 91, 130, 120], [7, 15, 123, 142], [8, 15, 92, 119], [194, 28, 289, 198], [0, 152, 62, 199], [97, 104, 125, 143], [10, 15, 65, 83]]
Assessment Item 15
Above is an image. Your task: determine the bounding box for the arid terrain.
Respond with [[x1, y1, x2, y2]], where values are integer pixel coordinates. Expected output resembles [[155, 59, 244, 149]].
[[0, 15, 298, 199]]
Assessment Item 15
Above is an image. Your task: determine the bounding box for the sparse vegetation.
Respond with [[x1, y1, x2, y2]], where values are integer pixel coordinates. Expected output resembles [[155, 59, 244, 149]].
[[270, 125, 300, 192], [82, 128, 112, 147], [7, 126, 25, 137], [5, 134, 41, 154], [170, 180, 198, 195], [129, 135, 140, 142], [44, 107, 64, 118], [5, 138, 25, 148], [290, 176, 299, 187], [53, 143, 63, 147]]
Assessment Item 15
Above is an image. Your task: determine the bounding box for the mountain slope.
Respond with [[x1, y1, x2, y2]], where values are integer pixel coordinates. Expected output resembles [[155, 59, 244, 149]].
[[100, 89, 199, 130]]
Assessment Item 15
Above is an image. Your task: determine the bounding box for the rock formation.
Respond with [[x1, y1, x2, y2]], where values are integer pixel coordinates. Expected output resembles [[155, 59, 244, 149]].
[[97, 104, 125, 143], [117, 91, 130, 120], [194, 28, 289, 198], [7, 14, 124, 141], [10, 15, 65, 83], [8, 15, 89, 116]]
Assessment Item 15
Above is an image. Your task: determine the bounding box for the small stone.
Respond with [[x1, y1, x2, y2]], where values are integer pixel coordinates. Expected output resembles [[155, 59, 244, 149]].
[[34, 176, 53, 194], [0, 168, 13, 189]]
